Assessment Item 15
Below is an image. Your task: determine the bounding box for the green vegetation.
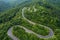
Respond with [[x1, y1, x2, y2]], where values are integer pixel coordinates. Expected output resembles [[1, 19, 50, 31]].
[[0, 0, 60, 40], [12, 26, 44, 40], [0, 7, 20, 23], [0, 22, 12, 40], [24, 3, 59, 30]]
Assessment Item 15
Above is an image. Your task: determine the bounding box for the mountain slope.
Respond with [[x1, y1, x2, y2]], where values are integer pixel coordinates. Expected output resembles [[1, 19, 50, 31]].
[[0, 0, 60, 40], [0, 1, 11, 12], [0, 0, 29, 12]]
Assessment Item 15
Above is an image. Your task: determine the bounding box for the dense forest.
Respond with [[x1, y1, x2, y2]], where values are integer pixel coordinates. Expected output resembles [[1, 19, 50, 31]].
[[0, 0, 60, 40]]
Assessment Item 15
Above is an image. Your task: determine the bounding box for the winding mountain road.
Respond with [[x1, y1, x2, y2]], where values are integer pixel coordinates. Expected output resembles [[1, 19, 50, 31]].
[[7, 7, 54, 40]]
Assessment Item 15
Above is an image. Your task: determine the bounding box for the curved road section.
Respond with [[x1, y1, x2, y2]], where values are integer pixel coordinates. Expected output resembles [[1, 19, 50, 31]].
[[7, 7, 54, 40], [22, 7, 54, 38], [7, 27, 19, 40]]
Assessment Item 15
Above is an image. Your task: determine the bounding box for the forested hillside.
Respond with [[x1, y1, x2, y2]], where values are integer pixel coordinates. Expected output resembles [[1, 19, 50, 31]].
[[0, 0, 60, 40], [0, 1, 11, 12], [0, 0, 29, 12]]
